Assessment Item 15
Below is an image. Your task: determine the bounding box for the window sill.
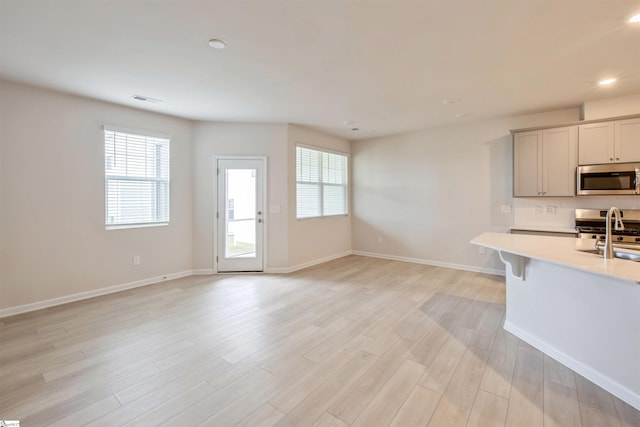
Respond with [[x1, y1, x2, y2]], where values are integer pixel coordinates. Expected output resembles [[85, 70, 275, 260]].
[[296, 214, 349, 221], [106, 222, 169, 231]]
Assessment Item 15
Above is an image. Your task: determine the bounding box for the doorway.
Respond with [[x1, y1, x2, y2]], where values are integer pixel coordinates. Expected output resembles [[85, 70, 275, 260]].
[[216, 158, 265, 272]]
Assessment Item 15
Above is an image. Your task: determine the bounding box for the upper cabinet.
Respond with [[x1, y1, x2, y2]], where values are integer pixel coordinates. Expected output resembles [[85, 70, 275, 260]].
[[514, 131, 541, 197], [578, 122, 613, 165], [615, 118, 640, 163], [514, 126, 577, 197], [579, 117, 640, 164]]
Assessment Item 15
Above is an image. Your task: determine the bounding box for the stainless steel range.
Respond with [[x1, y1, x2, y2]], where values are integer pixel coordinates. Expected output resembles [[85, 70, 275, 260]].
[[575, 208, 640, 246]]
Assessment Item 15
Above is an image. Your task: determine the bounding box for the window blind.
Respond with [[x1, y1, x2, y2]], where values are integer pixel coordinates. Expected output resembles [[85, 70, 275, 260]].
[[104, 129, 170, 228], [296, 146, 348, 219]]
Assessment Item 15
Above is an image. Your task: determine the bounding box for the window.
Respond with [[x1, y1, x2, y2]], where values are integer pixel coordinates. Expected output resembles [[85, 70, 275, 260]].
[[104, 128, 170, 228], [296, 145, 348, 219]]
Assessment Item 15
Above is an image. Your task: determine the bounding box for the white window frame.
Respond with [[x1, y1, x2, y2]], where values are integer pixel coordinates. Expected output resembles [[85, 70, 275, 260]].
[[104, 126, 170, 230], [296, 144, 349, 220]]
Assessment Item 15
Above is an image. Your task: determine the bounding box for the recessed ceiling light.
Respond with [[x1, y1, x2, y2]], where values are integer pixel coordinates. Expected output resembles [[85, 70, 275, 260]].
[[455, 113, 470, 119], [442, 98, 460, 105], [629, 12, 640, 23], [343, 120, 356, 125], [208, 38, 227, 49], [598, 78, 617, 86]]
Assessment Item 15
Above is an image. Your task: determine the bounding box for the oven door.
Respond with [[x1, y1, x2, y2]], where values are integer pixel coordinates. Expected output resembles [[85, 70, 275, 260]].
[[577, 163, 640, 195]]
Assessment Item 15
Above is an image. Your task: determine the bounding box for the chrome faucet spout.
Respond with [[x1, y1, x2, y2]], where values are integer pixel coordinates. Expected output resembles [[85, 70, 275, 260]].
[[604, 207, 624, 259]]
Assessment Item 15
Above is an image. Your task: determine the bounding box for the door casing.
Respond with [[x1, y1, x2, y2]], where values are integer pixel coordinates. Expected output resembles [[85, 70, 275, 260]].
[[214, 156, 267, 273]]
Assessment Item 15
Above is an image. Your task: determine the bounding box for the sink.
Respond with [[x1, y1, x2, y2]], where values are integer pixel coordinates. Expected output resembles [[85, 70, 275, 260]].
[[575, 240, 640, 261], [614, 250, 640, 261]]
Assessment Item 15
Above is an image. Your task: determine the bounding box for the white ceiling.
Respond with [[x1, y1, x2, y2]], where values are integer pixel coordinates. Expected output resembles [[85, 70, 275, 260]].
[[1, 0, 639, 140]]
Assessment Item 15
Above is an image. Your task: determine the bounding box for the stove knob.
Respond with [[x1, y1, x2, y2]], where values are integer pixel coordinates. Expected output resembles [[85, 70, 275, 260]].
[[636, 238, 640, 242], [592, 235, 597, 239], [617, 236, 624, 241]]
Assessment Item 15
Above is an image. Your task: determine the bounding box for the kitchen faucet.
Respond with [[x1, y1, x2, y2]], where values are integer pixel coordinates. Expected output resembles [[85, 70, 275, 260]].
[[604, 207, 625, 259]]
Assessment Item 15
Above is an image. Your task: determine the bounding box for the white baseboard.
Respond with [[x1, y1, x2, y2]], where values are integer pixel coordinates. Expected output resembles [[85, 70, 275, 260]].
[[1, 252, 502, 319], [0, 270, 193, 319], [352, 250, 505, 276], [265, 251, 353, 274], [504, 321, 640, 411], [192, 269, 215, 275]]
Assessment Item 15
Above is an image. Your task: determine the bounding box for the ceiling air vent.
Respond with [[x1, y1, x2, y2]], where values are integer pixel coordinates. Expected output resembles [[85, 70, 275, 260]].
[[132, 94, 163, 104]]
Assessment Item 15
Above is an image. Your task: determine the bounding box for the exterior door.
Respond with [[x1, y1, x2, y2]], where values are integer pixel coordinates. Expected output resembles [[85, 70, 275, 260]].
[[217, 158, 264, 272]]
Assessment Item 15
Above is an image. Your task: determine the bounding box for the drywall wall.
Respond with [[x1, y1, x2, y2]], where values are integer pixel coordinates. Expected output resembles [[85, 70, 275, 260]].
[[0, 80, 193, 311], [582, 93, 640, 120], [192, 122, 289, 272], [513, 196, 640, 229], [351, 108, 580, 274], [287, 124, 351, 269], [3, 77, 636, 312]]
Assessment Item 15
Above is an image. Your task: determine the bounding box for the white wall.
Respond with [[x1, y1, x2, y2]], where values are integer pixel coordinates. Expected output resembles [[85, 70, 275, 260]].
[[351, 108, 580, 274], [0, 80, 193, 311], [0, 82, 351, 314], [191, 122, 350, 273], [287, 124, 351, 269], [513, 196, 640, 229], [3, 78, 637, 312], [192, 122, 289, 272], [582, 93, 640, 120]]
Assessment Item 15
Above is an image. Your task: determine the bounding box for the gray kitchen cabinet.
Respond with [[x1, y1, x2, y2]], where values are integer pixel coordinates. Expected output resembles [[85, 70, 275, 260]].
[[615, 117, 640, 163], [514, 126, 577, 197], [578, 117, 640, 164]]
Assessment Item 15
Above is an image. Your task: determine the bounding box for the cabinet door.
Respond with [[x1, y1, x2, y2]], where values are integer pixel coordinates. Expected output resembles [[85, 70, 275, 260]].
[[542, 126, 577, 196], [514, 131, 542, 197], [615, 118, 640, 163], [578, 122, 614, 164]]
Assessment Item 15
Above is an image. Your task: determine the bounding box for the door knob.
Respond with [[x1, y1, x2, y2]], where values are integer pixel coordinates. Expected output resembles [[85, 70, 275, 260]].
[[257, 211, 262, 215], [257, 218, 263, 223]]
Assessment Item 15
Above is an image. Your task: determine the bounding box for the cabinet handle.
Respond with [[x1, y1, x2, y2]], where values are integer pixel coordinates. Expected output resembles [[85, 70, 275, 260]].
[[610, 158, 614, 161], [616, 157, 620, 161]]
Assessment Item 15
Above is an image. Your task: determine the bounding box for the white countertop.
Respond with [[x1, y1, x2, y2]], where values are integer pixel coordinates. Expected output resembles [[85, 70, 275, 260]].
[[471, 232, 640, 284], [510, 225, 578, 234]]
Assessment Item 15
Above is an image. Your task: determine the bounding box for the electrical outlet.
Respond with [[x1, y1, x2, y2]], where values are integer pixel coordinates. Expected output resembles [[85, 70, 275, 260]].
[[478, 246, 486, 255], [545, 205, 557, 215], [501, 204, 512, 213], [534, 206, 543, 215], [133, 256, 141, 266]]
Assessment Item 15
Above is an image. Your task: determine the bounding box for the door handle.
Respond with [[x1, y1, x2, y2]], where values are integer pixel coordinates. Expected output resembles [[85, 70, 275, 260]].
[[257, 211, 262, 215]]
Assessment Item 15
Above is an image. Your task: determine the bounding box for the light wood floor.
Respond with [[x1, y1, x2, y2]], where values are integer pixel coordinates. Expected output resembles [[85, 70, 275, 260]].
[[1, 255, 639, 427]]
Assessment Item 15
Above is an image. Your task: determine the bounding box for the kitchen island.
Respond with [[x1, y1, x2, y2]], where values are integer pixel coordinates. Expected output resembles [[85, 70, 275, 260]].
[[472, 232, 640, 410]]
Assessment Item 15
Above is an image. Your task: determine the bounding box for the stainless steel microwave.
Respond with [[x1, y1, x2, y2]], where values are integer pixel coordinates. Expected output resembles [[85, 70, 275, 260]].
[[577, 163, 640, 195]]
